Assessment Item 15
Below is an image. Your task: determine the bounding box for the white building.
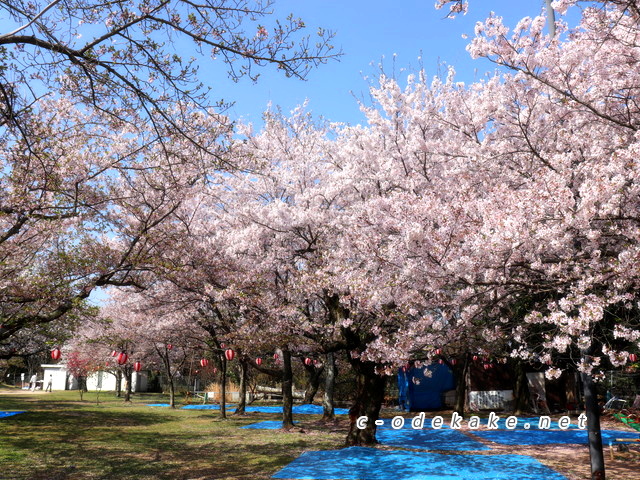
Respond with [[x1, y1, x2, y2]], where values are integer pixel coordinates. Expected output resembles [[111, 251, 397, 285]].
[[40, 364, 148, 392]]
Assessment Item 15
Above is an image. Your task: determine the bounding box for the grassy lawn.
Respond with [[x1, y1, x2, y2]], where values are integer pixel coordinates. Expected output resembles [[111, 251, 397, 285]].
[[0, 387, 345, 480]]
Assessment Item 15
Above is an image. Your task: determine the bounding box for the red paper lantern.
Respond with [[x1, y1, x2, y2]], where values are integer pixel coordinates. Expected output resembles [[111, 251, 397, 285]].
[[304, 357, 312, 366], [629, 353, 638, 362], [200, 358, 209, 367], [438, 359, 444, 364], [435, 348, 442, 355], [167, 344, 173, 350], [50, 348, 61, 360], [255, 357, 263, 366], [451, 359, 457, 366], [472, 355, 479, 362], [117, 352, 128, 365], [111, 350, 118, 357], [273, 353, 279, 360], [483, 363, 490, 370], [134, 361, 142, 372], [225, 349, 235, 361], [220, 343, 226, 348]]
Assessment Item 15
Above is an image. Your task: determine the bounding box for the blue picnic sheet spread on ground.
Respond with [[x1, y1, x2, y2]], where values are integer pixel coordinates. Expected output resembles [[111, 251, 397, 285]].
[[271, 446, 568, 480], [242, 420, 298, 429], [0, 411, 25, 419], [473, 429, 640, 445], [479, 417, 577, 430], [147, 403, 349, 414], [376, 423, 489, 451]]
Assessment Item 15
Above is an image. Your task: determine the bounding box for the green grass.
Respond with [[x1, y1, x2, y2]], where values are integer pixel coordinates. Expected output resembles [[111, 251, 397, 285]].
[[0, 387, 345, 480]]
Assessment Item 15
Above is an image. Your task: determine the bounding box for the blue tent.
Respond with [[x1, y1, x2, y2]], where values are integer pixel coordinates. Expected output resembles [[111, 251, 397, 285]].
[[404, 363, 455, 410]]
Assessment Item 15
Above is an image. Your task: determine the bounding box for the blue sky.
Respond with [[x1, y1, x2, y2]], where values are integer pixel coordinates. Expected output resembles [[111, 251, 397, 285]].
[[216, 0, 566, 126]]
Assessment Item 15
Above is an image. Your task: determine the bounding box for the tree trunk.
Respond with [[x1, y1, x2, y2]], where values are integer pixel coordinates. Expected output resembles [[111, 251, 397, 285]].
[[220, 356, 227, 419], [282, 349, 294, 429], [322, 352, 336, 421], [454, 354, 469, 416], [123, 368, 132, 402], [235, 359, 248, 415], [346, 358, 386, 446], [115, 370, 122, 397], [513, 360, 529, 415], [162, 353, 176, 409], [168, 377, 176, 409], [302, 362, 323, 404], [581, 370, 606, 480]]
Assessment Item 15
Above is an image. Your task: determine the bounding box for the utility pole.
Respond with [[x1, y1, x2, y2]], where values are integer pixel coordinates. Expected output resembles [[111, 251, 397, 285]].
[[545, 0, 557, 37]]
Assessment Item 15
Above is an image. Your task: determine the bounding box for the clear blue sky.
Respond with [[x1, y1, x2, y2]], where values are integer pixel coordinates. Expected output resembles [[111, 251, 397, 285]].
[[216, 0, 566, 126]]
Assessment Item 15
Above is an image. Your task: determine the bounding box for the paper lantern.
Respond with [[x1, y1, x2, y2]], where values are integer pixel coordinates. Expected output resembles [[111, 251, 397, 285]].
[[117, 352, 128, 365], [224, 349, 235, 361], [629, 353, 638, 362], [134, 361, 142, 372], [472, 355, 479, 362], [438, 359, 444, 364], [111, 350, 118, 357], [167, 344, 173, 350], [435, 348, 442, 355], [200, 358, 209, 367], [304, 357, 312, 366], [220, 343, 226, 348], [50, 348, 61, 360], [483, 363, 490, 370], [255, 357, 263, 366], [451, 359, 457, 366], [273, 353, 279, 360]]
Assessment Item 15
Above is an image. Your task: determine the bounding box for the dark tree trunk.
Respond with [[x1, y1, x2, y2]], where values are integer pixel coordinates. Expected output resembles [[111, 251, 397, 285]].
[[513, 360, 529, 415], [220, 356, 227, 419], [123, 368, 132, 402], [235, 359, 248, 414], [282, 349, 294, 429], [322, 352, 336, 421], [302, 361, 323, 404], [168, 377, 176, 409], [161, 353, 176, 409], [115, 370, 122, 397], [582, 370, 606, 480], [454, 354, 469, 416], [346, 357, 386, 446]]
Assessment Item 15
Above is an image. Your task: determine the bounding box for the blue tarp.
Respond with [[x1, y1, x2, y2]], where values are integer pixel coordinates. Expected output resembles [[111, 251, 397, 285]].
[[242, 421, 298, 429], [479, 417, 578, 430], [376, 424, 489, 451], [272, 446, 568, 480], [406, 363, 455, 410], [473, 429, 640, 445], [146, 403, 349, 414], [0, 411, 25, 419]]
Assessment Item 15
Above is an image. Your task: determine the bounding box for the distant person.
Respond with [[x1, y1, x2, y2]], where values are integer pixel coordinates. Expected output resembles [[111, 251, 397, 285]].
[[29, 374, 37, 391], [45, 375, 53, 392]]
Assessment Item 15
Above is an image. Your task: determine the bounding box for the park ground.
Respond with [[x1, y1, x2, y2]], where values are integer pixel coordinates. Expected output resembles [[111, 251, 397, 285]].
[[1, 386, 639, 480]]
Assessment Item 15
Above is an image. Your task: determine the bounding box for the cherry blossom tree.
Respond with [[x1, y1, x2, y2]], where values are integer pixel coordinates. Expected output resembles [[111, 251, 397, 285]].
[[0, 0, 339, 352]]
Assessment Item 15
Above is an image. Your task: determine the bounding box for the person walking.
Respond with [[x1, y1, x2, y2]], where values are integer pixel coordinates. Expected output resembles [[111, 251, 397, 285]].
[[45, 375, 53, 392]]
